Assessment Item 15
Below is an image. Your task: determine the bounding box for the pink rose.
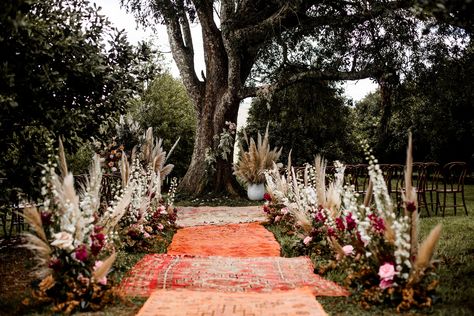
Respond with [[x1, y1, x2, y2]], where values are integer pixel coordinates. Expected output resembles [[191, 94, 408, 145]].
[[303, 236, 313, 245], [379, 278, 393, 289], [378, 263, 396, 280], [281, 208, 289, 215], [274, 215, 281, 222], [157, 223, 164, 230], [342, 245, 354, 256]]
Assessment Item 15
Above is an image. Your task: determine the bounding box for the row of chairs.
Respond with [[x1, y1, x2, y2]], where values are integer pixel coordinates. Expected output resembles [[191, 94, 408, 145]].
[[340, 162, 469, 216]]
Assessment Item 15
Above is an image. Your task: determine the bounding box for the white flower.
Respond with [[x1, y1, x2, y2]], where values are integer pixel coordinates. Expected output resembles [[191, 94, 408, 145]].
[[51, 232, 74, 250]]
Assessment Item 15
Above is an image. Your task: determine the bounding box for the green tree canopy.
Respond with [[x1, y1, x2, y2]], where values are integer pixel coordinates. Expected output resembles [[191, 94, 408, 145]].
[[129, 73, 197, 178], [245, 80, 358, 166], [0, 0, 156, 198]]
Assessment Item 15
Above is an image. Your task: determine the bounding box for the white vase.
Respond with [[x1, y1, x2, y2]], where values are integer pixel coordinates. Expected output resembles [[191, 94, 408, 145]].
[[247, 183, 265, 200]]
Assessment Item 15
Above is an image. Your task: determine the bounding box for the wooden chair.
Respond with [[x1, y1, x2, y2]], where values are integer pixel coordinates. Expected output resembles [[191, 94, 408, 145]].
[[418, 162, 440, 216], [436, 162, 469, 216]]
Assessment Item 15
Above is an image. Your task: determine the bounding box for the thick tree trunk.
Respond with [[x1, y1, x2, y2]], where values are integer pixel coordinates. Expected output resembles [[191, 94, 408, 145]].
[[178, 89, 244, 197]]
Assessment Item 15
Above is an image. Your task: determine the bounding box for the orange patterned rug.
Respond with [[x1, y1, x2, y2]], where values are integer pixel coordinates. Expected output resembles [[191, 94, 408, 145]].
[[176, 206, 267, 227], [167, 223, 281, 257], [119, 254, 349, 297], [136, 288, 328, 316]]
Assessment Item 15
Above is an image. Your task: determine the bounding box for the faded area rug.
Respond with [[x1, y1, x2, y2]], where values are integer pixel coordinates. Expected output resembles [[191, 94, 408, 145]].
[[167, 223, 281, 257], [176, 206, 267, 227], [136, 288, 328, 316], [119, 254, 349, 297]]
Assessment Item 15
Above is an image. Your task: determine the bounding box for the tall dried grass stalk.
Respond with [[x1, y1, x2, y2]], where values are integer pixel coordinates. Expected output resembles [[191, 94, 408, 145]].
[[58, 137, 68, 179], [314, 155, 327, 205], [409, 223, 442, 285], [363, 180, 373, 207], [403, 132, 418, 258], [329, 237, 345, 260], [21, 206, 52, 278]]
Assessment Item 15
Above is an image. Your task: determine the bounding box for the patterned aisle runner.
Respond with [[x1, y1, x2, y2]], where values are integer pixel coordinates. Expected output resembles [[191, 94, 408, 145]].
[[121, 207, 349, 315], [167, 223, 281, 257]]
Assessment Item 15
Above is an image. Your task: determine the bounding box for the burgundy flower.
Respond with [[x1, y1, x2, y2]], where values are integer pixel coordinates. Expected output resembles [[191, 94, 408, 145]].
[[335, 217, 345, 231], [369, 214, 385, 234], [327, 227, 336, 237], [127, 229, 139, 240], [263, 205, 270, 214], [74, 244, 88, 262], [40, 211, 52, 226], [315, 211, 326, 223], [93, 225, 103, 234], [406, 201, 417, 212], [90, 233, 106, 256], [48, 257, 62, 271], [345, 213, 356, 231], [263, 193, 272, 202]]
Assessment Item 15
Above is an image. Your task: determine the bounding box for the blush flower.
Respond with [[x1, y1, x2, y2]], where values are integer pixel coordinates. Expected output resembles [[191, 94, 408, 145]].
[[378, 263, 396, 280], [274, 215, 281, 222], [342, 245, 354, 256], [280, 207, 289, 215], [303, 236, 313, 245], [51, 232, 74, 250]]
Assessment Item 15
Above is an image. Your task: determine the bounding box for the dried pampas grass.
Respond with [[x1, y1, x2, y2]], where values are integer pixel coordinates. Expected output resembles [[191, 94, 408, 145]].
[[93, 252, 116, 283], [234, 125, 282, 185], [409, 224, 442, 285]]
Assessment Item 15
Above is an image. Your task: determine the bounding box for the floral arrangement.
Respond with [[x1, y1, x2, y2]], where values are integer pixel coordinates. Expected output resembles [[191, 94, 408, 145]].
[[21, 139, 132, 313], [234, 125, 282, 186], [264, 134, 442, 311], [117, 127, 179, 251]]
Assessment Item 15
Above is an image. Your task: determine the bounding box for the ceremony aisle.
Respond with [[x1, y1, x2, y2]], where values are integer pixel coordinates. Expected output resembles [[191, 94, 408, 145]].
[[119, 206, 349, 315]]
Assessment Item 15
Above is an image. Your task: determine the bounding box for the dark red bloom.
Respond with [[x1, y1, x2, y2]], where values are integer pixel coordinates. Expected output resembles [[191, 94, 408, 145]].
[[90, 233, 106, 256], [263, 205, 270, 214], [74, 244, 88, 262], [406, 201, 417, 212], [345, 213, 356, 231], [263, 193, 272, 202], [335, 217, 345, 231], [40, 211, 52, 226], [48, 258, 62, 271], [327, 227, 336, 237], [369, 214, 385, 234], [315, 211, 326, 223]]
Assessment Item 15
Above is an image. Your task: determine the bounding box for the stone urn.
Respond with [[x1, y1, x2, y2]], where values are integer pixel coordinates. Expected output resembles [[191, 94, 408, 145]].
[[247, 183, 265, 200]]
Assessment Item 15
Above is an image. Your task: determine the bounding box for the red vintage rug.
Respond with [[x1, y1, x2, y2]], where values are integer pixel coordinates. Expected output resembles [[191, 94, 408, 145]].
[[167, 223, 281, 257], [176, 206, 267, 227], [136, 288, 328, 316], [119, 254, 349, 297]]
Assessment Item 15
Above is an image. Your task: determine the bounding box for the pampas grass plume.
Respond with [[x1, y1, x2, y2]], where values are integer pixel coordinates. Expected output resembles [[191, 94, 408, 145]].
[[93, 252, 116, 282], [409, 223, 442, 285]]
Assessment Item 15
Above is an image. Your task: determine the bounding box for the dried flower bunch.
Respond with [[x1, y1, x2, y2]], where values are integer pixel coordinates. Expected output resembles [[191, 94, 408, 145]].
[[118, 127, 179, 251], [234, 125, 282, 186], [22, 138, 132, 313], [264, 133, 442, 311]]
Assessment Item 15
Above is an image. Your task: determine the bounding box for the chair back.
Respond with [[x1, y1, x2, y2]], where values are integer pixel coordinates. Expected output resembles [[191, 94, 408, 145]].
[[441, 162, 468, 192]]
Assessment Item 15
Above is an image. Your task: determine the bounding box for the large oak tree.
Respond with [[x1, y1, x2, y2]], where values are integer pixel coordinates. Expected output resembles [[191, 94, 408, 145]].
[[123, 0, 469, 196]]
